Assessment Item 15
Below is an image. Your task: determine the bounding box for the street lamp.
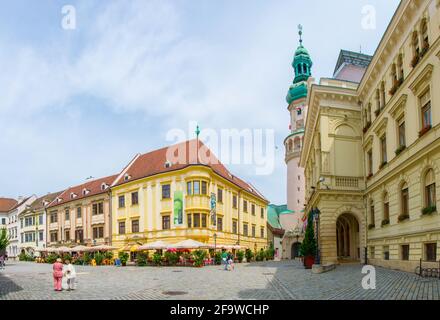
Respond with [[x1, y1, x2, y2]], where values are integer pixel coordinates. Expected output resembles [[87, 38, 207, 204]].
[[213, 233, 217, 252]]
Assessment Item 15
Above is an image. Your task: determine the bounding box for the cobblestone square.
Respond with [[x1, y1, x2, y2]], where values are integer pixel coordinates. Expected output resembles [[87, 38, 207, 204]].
[[1, 260, 439, 300]]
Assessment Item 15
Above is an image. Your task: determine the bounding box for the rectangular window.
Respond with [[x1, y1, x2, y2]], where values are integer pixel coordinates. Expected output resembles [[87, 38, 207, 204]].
[[426, 183, 436, 207], [65, 209, 70, 221], [232, 220, 238, 234], [201, 214, 207, 228], [1, 218, 5, 225], [425, 243, 437, 262], [243, 224, 248, 236], [92, 204, 98, 215], [118, 195, 125, 208], [118, 221, 126, 235], [132, 220, 139, 233], [187, 214, 192, 228], [93, 226, 104, 239], [243, 200, 248, 213], [20, 219, 23, 228], [65, 230, 70, 241], [194, 181, 200, 195], [402, 188, 409, 215], [384, 202, 390, 221], [131, 192, 139, 205], [217, 217, 223, 231], [75, 229, 83, 243], [76, 207, 81, 219], [162, 216, 171, 230], [367, 150, 373, 175], [401, 245, 410, 261], [383, 246, 390, 261], [21, 233, 24, 243], [381, 135, 387, 163], [201, 181, 207, 195], [187, 182, 192, 195], [252, 225, 256, 238], [421, 90, 432, 129], [193, 213, 201, 228], [260, 227, 265, 238], [251, 204, 256, 216], [162, 184, 171, 199], [370, 246, 375, 259], [217, 188, 223, 203], [39, 231, 43, 241], [370, 205, 375, 226], [261, 208, 264, 219], [398, 119, 406, 147], [232, 195, 237, 209], [50, 232, 58, 242]]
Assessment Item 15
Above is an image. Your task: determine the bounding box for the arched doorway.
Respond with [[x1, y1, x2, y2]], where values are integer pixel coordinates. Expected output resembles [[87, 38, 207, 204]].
[[336, 213, 360, 262], [291, 242, 301, 259]]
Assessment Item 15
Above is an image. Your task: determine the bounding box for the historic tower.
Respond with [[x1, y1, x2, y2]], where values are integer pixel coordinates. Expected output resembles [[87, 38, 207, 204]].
[[284, 25, 313, 224]]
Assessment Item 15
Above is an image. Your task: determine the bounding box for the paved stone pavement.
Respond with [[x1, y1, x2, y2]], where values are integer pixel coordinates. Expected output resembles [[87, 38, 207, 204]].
[[0, 260, 439, 300]]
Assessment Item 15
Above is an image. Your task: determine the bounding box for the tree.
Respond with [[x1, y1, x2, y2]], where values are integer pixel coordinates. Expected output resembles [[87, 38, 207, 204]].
[[0, 228, 10, 252], [300, 211, 317, 257]]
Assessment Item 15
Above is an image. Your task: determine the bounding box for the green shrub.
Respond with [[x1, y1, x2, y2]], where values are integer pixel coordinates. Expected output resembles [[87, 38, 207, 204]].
[[214, 252, 222, 265], [245, 249, 254, 262], [164, 251, 179, 266], [152, 253, 162, 266], [236, 250, 244, 263], [83, 252, 92, 265], [137, 252, 148, 267], [62, 253, 72, 263], [265, 248, 275, 260], [73, 257, 83, 265], [192, 250, 207, 267], [422, 205, 437, 216], [255, 250, 265, 262], [19, 252, 34, 261], [104, 251, 114, 260], [300, 212, 317, 257], [118, 252, 129, 266], [94, 252, 104, 266], [46, 253, 59, 264]]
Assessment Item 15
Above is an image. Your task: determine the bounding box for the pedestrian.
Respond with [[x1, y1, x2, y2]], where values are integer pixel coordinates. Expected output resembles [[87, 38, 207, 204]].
[[0, 254, 5, 270], [227, 253, 234, 271], [52, 258, 64, 292], [63, 259, 77, 291], [221, 250, 228, 270]]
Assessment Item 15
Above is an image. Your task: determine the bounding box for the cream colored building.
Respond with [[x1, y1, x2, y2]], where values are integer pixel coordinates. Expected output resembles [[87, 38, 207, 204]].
[[301, 0, 440, 272]]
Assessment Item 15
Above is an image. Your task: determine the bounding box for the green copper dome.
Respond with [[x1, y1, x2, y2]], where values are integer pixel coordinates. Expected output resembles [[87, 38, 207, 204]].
[[286, 25, 313, 104]]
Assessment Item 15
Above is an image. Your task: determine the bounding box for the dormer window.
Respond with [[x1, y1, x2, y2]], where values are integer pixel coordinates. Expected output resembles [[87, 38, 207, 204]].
[[82, 189, 90, 196], [57, 198, 62, 203], [70, 193, 77, 199], [124, 174, 131, 181], [164, 161, 172, 169], [101, 183, 108, 191]]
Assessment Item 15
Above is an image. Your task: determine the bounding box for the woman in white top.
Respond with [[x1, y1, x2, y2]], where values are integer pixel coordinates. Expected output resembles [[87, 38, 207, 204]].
[[63, 260, 77, 291]]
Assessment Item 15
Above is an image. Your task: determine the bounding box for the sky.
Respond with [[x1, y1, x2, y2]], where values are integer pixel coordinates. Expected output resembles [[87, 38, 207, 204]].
[[0, 0, 400, 205]]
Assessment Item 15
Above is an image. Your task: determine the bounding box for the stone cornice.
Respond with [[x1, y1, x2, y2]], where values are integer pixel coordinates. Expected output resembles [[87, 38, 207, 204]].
[[409, 63, 434, 95], [373, 117, 389, 137], [363, 135, 373, 150]]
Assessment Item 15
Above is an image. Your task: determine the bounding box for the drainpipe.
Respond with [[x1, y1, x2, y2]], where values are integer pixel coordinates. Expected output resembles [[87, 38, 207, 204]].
[[108, 189, 112, 246], [238, 191, 241, 246]]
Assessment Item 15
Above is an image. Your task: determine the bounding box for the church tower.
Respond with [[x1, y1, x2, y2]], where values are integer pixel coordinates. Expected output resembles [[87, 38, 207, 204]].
[[284, 25, 313, 224]]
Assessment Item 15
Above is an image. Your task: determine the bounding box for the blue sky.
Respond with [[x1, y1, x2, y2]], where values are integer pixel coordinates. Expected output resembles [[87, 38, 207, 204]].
[[0, 0, 399, 204]]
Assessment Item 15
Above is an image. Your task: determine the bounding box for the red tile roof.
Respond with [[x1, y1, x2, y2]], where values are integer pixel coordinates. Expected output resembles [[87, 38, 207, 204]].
[[0, 198, 18, 212], [29, 192, 64, 211], [113, 140, 268, 202], [48, 175, 118, 208]]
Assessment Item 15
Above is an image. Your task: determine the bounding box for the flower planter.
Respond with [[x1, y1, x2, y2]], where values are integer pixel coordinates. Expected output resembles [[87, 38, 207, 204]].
[[419, 126, 432, 138], [303, 255, 315, 269]]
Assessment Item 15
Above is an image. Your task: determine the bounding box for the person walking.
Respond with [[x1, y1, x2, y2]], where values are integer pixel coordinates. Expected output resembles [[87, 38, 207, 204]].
[[63, 259, 77, 291], [52, 258, 64, 292], [0, 255, 5, 270], [227, 253, 234, 271], [221, 250, 228, 271]]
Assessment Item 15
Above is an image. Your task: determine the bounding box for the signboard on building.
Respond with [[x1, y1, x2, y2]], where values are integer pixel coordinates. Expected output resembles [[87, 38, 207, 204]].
[[174, 191, 184, 225]]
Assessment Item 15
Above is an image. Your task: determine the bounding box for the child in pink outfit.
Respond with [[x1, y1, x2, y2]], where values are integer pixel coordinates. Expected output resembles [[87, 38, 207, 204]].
[[53, 258, 64, 291]]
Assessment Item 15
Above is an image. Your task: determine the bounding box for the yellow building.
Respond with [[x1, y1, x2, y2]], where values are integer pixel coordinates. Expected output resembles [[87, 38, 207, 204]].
[[301, 0, 440, 272], [111, 140, 269, 253]]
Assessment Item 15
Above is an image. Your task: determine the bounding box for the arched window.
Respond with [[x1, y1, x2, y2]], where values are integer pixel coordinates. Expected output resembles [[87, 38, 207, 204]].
[[375, 89, 380, 113], [391, 63, 397, 84], [367, 103, 371, 123], [401, 182, 409, 218], [288, 139, 293, 152], [424, 169, 436, 208], [303, 64, 307, 74], [380, 81, 386, 110], [294, 137, 301, 151], [412, 30, 420, 59], [383, 192, 390, 221]]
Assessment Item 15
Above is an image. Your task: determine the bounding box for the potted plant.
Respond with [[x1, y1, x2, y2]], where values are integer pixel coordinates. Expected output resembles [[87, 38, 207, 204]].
[[419, 125, 432, 137], [421, 205, 437, 216], [368, 223, 375, 230], [381, 219, 390, 227], [398, 214, 410, 222], [300, 213, 317, 269], [395, 145, 406, 156], [236, 250, 244, 263], [379, 161, 388, 170], [374, 109, 381, 117], [152, 252, 162, 266], [136, 252, 148, 266], [363, 121, 372, 134], [118, 251, 129, 266], [245, 249, 254, 263], [192, 250, 207, 267], [164, 250, 179, 266], [411, 54, 420, 68], [94, 252, 104, 266]]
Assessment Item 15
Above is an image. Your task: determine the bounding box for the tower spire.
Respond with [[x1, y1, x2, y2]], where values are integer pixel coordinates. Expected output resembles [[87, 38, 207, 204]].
[[298, 24, 303, 46]]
